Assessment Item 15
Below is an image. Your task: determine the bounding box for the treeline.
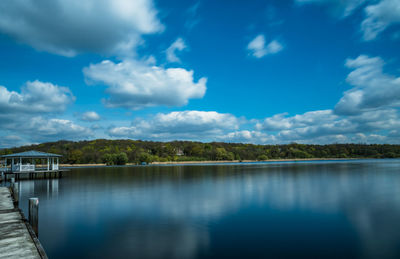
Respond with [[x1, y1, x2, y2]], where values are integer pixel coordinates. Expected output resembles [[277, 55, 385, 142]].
[[1, 139, 400, 165]]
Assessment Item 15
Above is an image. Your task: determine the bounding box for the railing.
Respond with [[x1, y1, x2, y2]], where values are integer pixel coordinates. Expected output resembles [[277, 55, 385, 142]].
[[11, 165, 35, 172], [21, 165, 35, 171], [3, 164, 59, 172]]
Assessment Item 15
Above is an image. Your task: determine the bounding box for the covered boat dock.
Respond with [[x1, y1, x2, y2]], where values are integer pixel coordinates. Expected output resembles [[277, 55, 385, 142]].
[[1, 151, 65, 181]]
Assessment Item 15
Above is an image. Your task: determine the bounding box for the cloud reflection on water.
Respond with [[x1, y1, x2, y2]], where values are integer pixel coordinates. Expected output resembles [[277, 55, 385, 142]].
[[18, 160, 400, 258]]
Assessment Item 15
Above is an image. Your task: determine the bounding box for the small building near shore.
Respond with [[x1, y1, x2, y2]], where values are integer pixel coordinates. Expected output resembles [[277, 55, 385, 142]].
[[1, 150, 62, 172]]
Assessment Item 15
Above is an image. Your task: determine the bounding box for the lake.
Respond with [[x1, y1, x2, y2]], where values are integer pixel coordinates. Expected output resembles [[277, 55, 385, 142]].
[[14, 159, 400, 258]]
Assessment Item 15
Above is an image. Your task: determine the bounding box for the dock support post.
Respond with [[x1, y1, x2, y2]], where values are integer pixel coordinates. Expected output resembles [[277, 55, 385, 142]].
[[10, 177, 15, 188], [12, 182, 19, 204], [29, 198, 39, 237]]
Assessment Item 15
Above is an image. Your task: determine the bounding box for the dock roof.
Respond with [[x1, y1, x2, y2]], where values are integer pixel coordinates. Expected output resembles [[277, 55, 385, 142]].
[[1, 150, 62, 158]]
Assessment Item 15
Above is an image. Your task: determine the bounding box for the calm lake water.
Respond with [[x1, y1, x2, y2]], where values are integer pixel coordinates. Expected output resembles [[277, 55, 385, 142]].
[[14, 159, 400, 258]]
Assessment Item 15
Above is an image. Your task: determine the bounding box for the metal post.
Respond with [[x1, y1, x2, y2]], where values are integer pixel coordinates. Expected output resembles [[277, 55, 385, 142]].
[[29, 198, 39, 237], [13, 182, 19, 204]]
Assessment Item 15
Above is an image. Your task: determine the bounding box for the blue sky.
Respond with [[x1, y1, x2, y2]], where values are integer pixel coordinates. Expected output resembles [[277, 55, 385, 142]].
[[0, 0, 400, 147]]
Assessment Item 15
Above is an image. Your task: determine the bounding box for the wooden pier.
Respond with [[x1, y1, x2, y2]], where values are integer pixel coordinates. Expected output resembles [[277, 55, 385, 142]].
[[1, 150, 67, 182], [0, 187, 47, 259], [1, 169, 67, 181]]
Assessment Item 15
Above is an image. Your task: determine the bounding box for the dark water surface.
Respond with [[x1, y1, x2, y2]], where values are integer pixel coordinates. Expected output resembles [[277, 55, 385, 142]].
[[15, 160, 400, 258]]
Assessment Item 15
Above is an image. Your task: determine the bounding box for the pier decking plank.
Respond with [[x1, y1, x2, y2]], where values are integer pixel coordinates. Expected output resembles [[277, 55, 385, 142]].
[[0, 187, 45, 259], [0, 188, 14, 210]]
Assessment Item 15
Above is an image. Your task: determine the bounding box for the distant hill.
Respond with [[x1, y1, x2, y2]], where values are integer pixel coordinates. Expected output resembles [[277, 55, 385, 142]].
[[1, 139, 400, 165]]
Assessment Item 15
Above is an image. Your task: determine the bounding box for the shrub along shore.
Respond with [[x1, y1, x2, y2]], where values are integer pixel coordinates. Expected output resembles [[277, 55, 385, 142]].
[[58, 158, 364, 167], [1, 139, 399, 165]]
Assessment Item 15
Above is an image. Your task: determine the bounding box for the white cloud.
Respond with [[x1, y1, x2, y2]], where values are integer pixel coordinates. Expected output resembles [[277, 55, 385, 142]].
[[90, 124, 103, 130], [254, 107, 400, 144], [247, 35, 266, 58], [361, 0, 400, 40], [83, 59, 207, 110], [0, 80, 74, 114], [219, 130, 276, 144], [259, 109, 354, 140], [0, 80, 93, 145], [22, 117, 92, 142], [0, 135, 24, 148], [0, 0, 162, 57], [295, 0, 367, 17], [256, 110, 337, 131], [265, 5, 285, 27], [101, 103, 396, 144], [335, 55, 400, 115], [266, 40, 284, 54], [81, 111, 101, 122], [185, 2, 201, 30], [0, 116, 92, 144], [104, 54, 400, 145], [108, 110, 240, 141], [255, 54, 400, 144], [255, 110, 390, 144], [275, 117, 355, 142], [166, 38, 187, 63], [295, 0, 400, 40], [247, 35, 283, 58]]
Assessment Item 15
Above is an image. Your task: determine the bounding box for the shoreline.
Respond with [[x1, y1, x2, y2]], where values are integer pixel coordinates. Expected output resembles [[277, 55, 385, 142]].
[[151, 157, 362, 164], [59, 157, 370, 168]]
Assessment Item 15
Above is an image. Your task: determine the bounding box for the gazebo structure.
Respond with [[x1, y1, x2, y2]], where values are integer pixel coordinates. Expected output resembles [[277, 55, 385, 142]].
[[1, 151, 63, 180]]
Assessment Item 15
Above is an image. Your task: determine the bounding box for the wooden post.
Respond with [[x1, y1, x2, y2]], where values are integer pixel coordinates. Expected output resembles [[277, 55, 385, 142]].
[[29, 198, 39, 237], [10, 177, 15, 188], [2, 158, 5, 182], [13, 182, 19, 204]]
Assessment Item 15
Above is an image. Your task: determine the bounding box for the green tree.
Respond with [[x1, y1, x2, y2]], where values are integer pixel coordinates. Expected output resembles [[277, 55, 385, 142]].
[[257, 154, 268, 161], [215, 148, 224, 160], [115, 152, 128, 165], [68, 150, 83, 164], [102, 153, 115, 165], [138, 152, 153, 164], [102, 152, 128, 165]]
